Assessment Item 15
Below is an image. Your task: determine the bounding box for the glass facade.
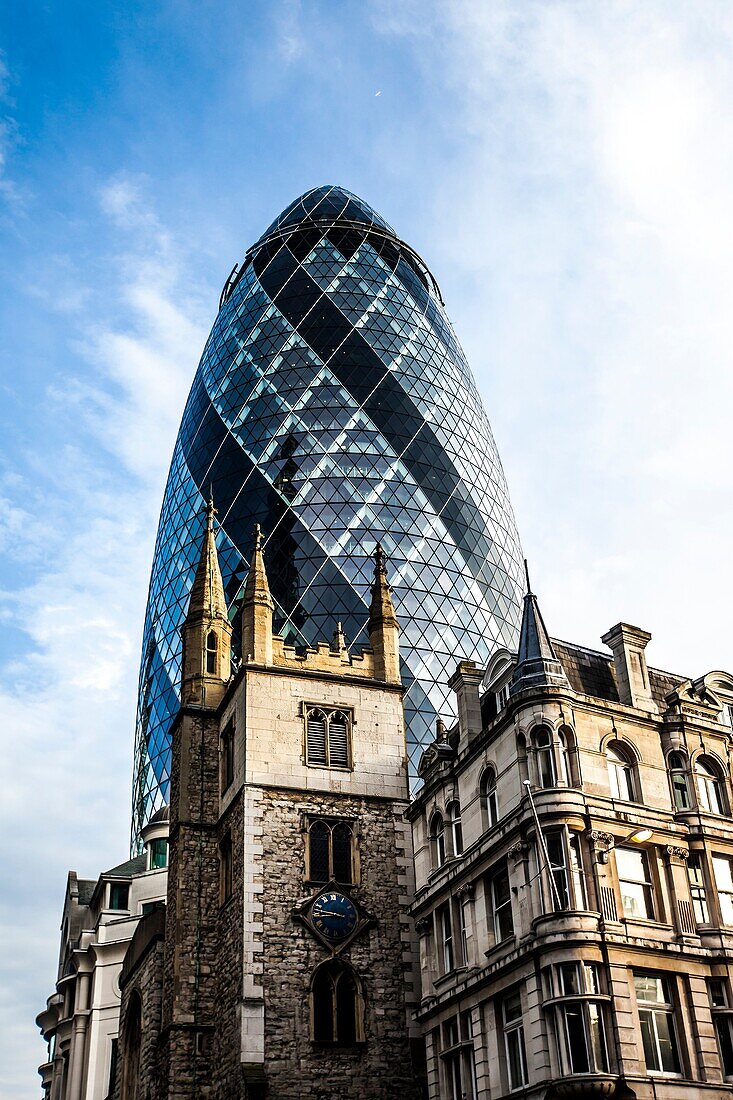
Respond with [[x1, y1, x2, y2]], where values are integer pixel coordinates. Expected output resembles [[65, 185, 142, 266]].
[[131, 185, 524, 841]]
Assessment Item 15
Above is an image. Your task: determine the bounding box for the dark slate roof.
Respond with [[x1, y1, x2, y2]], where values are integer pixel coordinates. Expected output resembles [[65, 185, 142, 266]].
[[103, 855, 147, 879], [552, 639, 685, 706], [147, 804, 170, 826]]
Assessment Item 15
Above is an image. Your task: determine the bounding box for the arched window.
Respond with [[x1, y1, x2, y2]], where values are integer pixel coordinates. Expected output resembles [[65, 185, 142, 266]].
[[448, 801, 463, 856], [305, 707, 351, 768], [306, 818, 354, 883], [606, 741, 636, 802], [311, 961, 363, 1045], [668, 752, 691, 810], [557, 729, 570, 786], [431, 813, 446, 868], [696, 756, 726, 815], [206, 630, 218, 674], [533, 728, 556, 788], [121, 991, 142, 1100], [482, 768, 498, 828]]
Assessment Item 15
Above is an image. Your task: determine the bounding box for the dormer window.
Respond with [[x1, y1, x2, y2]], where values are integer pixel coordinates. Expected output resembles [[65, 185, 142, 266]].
[[496, 683, 510, 712], [148, 837, 168, 870], [109, 883, 129, 911]]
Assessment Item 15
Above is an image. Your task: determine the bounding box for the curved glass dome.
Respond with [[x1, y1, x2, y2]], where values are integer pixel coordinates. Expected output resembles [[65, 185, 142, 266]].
[[131, 185, 524, 841]]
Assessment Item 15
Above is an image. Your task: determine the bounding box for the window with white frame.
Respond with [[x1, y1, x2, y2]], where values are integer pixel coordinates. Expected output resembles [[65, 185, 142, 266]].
[[440, 1013, 477, 1100], [710, 978, 733, 1078], [721, 703, 733, 729], [687, 853, 710, 924], [545, 829, 587, 912], [438, 903, 454, 973], [305, 706, 351, 769], [482, 767, 498, 829], [616, 847, 655, 920], [668, 751, 692, 810], [713, 855, 733, 925], [448, 801, 464, 857], [606, 741, 637, 802], [501, 989, 528, 1091], [533, 727, 556, 788], [431, 813, 446, 869], [545, 961, 608, 1075], [634, 973, 681, 1075], [458, 896, 470, 965], [490, 863, 514, 942], [557, 728, 571, 785], [696, 756, 727, 815]]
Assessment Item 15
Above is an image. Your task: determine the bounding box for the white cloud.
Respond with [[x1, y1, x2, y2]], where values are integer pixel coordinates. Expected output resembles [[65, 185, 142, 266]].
[[375, 0, 733, 674], [0, 181, 212, 1097]]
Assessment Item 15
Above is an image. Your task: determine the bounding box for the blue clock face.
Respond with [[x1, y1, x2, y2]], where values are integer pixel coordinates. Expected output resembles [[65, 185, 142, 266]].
[[311, 892, 358, 943]]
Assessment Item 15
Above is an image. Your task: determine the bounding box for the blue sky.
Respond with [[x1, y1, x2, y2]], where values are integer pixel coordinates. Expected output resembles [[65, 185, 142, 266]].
[[2, 2, 733, 1094]]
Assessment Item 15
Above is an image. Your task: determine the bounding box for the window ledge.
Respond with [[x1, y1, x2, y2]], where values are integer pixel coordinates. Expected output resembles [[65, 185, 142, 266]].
[[433, 967, 468, 990]]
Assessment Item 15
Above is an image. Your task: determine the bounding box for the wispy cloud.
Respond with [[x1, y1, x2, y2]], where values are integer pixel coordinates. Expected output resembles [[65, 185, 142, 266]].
[[374, 0, 733, 672], [0, 178, 211, 1096]]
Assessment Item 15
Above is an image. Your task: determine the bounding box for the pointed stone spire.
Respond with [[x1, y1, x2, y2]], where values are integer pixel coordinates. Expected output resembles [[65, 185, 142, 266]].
[[510, 561, 569, 696], [330, 621, 347, 656], [188, 498, 228, 622], [241, 524, 275, 666], [368, 543, 400, 684], [181, 497, 232, 707]]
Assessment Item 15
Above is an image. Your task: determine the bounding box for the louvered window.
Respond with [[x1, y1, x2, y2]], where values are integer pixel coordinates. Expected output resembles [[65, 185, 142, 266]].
[[306, 706, 352, 769]]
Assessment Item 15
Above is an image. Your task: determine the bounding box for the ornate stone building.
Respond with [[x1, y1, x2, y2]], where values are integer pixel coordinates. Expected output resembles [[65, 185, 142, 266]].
[[38, 504, 422, 1099], [38, 509, 733, 1099], [36, 811, 169, 1099], [409, 573, 733, 1099]]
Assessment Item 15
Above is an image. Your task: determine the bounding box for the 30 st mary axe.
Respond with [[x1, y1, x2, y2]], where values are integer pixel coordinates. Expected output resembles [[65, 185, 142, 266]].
[[132, 186, 524, 841]]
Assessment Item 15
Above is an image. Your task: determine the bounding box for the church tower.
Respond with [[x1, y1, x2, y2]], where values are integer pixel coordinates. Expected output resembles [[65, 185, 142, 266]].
[[115, 530, 422, 1098]]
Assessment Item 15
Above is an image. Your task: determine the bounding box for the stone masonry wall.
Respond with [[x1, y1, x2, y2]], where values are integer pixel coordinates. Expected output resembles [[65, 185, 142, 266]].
[[114, 940, 165, 1100], [257, 788, 421, 1099], [211, 788, 246, 1100], [163, 707, 222, 1100]]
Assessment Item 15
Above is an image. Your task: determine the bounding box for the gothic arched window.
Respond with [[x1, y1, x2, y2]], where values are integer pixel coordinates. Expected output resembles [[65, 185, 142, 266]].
[[311, 961, 363, 1045], [306, 818, 354, 883], [305, 707, 351, 769], [606, 741, 637, 802], [695, 756, 727, 815], [120, 991, 142, 1100], [206, 630, 218, 674]]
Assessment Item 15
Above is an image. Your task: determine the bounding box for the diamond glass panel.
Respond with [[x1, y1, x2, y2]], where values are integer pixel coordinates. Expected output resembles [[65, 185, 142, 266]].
[[131, 185, 524, 844]]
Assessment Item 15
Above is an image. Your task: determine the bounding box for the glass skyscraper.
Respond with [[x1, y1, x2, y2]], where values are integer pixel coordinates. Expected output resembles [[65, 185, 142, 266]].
[[132, 185, 524, 840]]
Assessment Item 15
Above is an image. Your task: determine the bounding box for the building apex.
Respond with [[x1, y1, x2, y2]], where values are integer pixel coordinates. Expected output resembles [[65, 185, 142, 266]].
[[187, 497, 228, 624], [510, 564, 569, 695], [243, 524, 274, 611]]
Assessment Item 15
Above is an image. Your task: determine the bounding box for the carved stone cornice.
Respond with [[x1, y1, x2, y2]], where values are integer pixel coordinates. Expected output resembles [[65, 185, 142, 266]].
[[587, 830, 614, 847], [456, 881, 475, 900], [508, 841, 529, 861], [664, 845, 689, 864]]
